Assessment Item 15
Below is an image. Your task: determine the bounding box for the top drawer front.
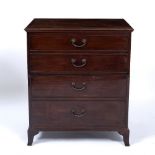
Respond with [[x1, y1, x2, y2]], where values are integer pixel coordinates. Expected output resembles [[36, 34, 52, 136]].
[[29, 33, 129, 51]]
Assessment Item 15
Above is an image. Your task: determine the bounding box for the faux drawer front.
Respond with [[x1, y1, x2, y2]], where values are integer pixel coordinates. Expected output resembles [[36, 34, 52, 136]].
[[29, 33, 129, 50], [31, 75, 127, 98], [30, 54, 129, 74], [31, 100, 125, 129]]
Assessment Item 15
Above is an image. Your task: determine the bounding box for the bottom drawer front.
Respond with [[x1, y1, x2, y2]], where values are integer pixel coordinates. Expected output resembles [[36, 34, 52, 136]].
[[31, 100, 125, 129]]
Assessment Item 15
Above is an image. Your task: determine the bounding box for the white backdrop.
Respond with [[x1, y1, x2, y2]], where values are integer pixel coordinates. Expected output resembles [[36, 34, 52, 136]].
[[0, 0, 155, 155]]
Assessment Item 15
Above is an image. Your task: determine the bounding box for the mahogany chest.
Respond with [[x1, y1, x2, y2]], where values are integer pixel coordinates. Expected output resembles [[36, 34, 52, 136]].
[[25, 19, 133, 146]]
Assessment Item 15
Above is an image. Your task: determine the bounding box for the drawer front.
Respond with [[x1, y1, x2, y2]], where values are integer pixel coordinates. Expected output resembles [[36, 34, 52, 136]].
[[29, 54, 129, 74], [29, 33, 129, 50], [31, 75, 127, 98], [31, 100, 125, 129]]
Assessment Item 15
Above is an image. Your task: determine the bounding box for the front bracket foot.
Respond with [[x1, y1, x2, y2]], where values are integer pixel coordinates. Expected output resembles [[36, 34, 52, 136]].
[[118, 129, 130, 146], [27, 128, 39, 146]]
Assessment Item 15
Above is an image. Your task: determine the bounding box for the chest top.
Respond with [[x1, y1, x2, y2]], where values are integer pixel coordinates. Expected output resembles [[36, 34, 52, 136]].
[[25, 18, 133, 32]]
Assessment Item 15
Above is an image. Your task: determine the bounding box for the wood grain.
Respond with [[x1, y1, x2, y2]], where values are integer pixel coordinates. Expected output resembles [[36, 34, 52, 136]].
[[25, 19, 133, 146]]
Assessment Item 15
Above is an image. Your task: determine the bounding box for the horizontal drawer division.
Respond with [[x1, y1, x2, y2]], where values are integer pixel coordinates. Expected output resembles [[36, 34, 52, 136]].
[[30, 74, 127, 98], [29, 33, 129, 50], [29, 54, 129, 74], [31, 100, 125, 129]]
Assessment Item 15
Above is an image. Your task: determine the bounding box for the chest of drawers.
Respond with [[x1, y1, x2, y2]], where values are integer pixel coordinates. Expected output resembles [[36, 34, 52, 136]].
[[25, 19, 133, 146]]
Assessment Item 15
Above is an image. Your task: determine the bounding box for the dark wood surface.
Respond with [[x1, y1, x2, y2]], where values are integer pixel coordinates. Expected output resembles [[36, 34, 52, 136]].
[[29, 32, 129, 50], [31, 100, 125, 129], [30, 54, 129, 74], [31, 74, 127, 98], [25, 18, 133, 31], [25, 19, 133, 146]]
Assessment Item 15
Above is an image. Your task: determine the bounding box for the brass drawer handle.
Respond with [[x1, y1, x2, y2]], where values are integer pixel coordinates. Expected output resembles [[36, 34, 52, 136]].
[[71, 58, 87, 68], [71, 38, 87, 48], [71, 82, 86, 91], [71, 108, 86, 117]]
